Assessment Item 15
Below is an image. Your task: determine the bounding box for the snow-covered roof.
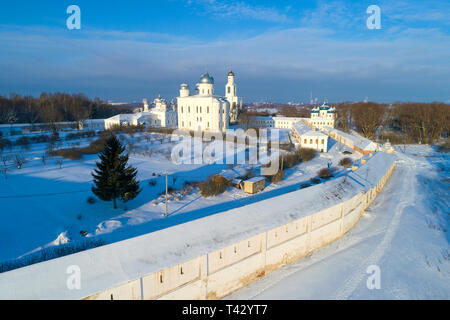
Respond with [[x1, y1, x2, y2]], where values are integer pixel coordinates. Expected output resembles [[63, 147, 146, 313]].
[[273, 116, 305, 122], [324, 127, 377, 151], [250, 116, 274, 121], [245, 176, 266, 183], [83, 119, 105, 124], [219, 165, 251, 181], [292, 121, 327, 137], [106, 112, 157, 122]]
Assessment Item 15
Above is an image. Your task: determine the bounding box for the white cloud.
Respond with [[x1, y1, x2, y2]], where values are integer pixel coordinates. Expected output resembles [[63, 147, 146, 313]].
[[0, 1, 449, 102], [187, 0, 290, 23]]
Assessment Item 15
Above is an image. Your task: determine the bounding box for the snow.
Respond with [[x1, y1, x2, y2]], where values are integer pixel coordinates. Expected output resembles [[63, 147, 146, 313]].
[[226, 145, 450, 299], [292, 121, 326, 137], [245, 176, 266, 183], [348, 152, 396, 191], [0, 144, 393, 299], [0, 130, 359, 265], [324, 126, 378, 151]]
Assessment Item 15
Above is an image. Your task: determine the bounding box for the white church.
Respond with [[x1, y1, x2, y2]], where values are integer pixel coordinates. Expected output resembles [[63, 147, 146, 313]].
[[177, 69, 243, 133], [104, 95, 177, 130]]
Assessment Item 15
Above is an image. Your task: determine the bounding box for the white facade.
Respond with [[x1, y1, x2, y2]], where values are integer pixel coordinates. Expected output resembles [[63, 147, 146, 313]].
[[177, 72, 231, 132], [104, 113, 153, 129], [149, 95, 177, 128], [246, 103, 336, 131], [309, 102, 336, 130], [291, 121, 329, 153], [247, 116, 306, 129], [104, 95, 177, 130]]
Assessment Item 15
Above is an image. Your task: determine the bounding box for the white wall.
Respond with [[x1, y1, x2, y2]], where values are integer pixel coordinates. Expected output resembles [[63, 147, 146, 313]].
[[87, 161, 395, 300], [0, 153, 396, 300]]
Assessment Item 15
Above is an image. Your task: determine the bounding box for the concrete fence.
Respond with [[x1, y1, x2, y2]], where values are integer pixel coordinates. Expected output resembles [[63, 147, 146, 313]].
[[85, 161, 395, 300]]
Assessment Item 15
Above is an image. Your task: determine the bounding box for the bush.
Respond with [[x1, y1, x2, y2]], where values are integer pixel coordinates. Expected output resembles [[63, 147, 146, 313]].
[[0, 139, 12, 152], [310, 177, 321, 184], [15, 136, 30, 150], [339, 157, 353, 168], [199, 175, 230, 197], [149, 179, 157, 186], [148, 127, 176, 135], [283, 153, 301, 169], [0, 238, 105, 274], [317, 168, 332, 179], [271, 169, 284, 183], [66, 130, 96, 141], [79, 135, 109, 155], [297, 148, 317, 162], [436, 139, 450, 153], [87, 196, 96, 204], [51, 134, 109, 160], [30, 135, 51, 144], [54, 149, 83, 160], [14, 154, 26, 169]]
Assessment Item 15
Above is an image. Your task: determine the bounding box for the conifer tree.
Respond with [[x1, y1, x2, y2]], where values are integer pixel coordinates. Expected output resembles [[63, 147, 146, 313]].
[[92, 135, 141, 208]]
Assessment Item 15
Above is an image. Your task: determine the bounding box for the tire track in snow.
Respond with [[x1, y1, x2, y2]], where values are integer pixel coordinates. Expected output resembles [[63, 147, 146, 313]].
[[226, 226, 389, 300], [333, 161, 416, 300]]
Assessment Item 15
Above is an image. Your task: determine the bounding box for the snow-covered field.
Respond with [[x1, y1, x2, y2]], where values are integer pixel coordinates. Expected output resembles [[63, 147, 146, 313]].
[[0, 130, 358, 267], [226, 145, 450, 299]]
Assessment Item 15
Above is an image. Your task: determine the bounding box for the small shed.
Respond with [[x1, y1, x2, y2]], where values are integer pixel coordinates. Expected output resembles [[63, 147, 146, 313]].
[[231, 179, 243, 189], [243, 177, 266, 194]]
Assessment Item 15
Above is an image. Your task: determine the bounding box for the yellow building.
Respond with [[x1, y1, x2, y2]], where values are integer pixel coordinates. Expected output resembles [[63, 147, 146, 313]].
[[242, 177, 266, 194]]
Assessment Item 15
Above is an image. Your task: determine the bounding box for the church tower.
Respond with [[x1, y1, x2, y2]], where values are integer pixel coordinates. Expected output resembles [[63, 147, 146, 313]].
[[226, 68, 237, 101], [226, 68, 239, 124]]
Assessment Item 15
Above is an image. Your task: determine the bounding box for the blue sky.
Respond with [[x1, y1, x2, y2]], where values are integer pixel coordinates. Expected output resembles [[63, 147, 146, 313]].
[[0, 0, 449, 103]]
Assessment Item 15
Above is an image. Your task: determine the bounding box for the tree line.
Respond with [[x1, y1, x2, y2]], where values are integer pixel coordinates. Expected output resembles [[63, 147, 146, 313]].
[[335, 102, 450, 144], [0, 93, 126, 126]]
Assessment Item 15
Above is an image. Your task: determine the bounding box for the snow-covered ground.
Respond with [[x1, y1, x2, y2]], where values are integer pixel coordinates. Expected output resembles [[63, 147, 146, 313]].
[[0, 130, 359, 266], [226, 145, 450, 299]]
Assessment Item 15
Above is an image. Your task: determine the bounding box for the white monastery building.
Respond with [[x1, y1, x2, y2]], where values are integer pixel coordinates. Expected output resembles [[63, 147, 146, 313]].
[[291, 121, 329, 153], [177, 70, 243, 133], [247, 102, 336, 131], [310, 102, 336, 130], [246, 102, 336, 153], [104, 95, 177, 130]]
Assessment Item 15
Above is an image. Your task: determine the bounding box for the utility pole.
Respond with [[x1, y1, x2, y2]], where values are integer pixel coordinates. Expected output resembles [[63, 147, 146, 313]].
[[165, 173, 168, 217]]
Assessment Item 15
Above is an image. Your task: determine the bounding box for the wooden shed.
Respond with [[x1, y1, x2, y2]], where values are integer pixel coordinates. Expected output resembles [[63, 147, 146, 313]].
[[243, 177, 266, 194]]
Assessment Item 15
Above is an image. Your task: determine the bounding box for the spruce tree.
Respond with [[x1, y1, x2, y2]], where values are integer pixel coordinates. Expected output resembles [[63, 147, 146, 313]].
[[92, 135, 141, 209]]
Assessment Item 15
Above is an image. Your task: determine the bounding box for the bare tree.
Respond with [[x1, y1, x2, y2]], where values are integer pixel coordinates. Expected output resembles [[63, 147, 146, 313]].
[[352, 102, 386, 139], [14, 154, 26, 169]]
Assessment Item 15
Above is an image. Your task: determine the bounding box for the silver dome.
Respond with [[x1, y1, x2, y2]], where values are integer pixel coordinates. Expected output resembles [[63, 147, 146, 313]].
[[199, 72, 214, 84]]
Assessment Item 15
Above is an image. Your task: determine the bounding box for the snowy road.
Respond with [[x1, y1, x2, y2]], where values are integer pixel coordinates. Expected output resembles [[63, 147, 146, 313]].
[[226, 146, 450, 299]]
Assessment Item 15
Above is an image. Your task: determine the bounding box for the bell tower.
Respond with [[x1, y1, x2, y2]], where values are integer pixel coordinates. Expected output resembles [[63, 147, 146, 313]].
[[225, 67, 236, 100], [226, 67, 239, 123]]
